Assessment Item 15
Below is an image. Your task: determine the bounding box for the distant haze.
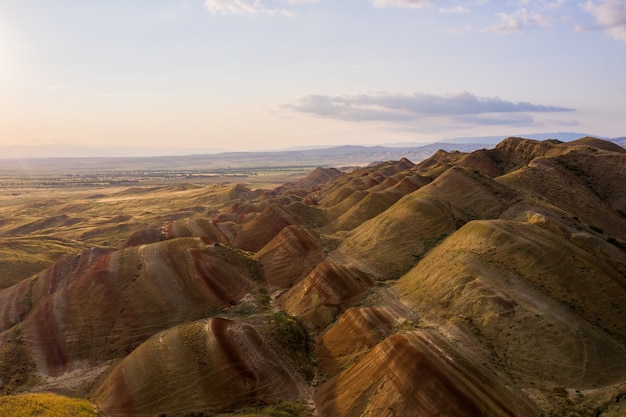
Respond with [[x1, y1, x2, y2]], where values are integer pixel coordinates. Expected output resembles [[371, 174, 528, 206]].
[[0, 132, 619, 159]]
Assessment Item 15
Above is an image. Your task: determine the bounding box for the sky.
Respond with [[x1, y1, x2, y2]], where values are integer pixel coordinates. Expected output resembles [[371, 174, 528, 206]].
[[1, 0, 625, 156]]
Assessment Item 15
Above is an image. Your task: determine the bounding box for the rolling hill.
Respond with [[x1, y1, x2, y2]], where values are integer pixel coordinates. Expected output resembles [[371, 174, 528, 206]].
[[0, 136, 625, 416]]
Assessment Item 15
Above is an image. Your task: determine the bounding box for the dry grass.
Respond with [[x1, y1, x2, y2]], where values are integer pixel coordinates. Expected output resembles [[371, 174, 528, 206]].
[[601, 403, 626, 417], [0, 392, 100, 416], [0, 236, 89, 288]]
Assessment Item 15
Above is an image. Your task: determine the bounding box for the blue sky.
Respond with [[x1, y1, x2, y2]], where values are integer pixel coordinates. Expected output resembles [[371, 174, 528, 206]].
[[1, 0, 625, 155]]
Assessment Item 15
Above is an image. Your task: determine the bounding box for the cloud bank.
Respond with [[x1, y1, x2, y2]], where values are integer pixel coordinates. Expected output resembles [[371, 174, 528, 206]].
[[286, 92, 574, 126], [204, 0, 317, 16], [484, 8, 549, 33]]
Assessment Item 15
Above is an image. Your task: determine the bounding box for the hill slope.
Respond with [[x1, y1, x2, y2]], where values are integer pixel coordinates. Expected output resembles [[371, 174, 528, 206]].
[[1, 136, 625, 417]]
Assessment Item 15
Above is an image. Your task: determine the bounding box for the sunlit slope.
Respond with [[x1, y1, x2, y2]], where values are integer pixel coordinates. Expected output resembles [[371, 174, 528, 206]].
[[0, 236, 90, 288], [339, 166, 514, 277], [0, 183, 262, 248], [93, 317, 301, 417], [0, 184, 268, 288], [397, 219, 626, 413]]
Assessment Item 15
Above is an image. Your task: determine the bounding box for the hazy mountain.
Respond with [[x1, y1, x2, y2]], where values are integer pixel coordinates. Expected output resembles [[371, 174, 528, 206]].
[[1, 132, 612, 159], [0, 143, 491, 175], [611, 136, 626, 147], [382, 131, 613, 147], [1, 135, 625, 417]]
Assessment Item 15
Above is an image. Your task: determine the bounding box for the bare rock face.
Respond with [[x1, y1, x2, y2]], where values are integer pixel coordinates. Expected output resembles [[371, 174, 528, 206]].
[[93, 317, 301, 417], [316, 306, 402, 376], [254, 225, 324, 289], [232, 204, 299, 252], [280, 261, 375, 329], [315, 330, 540, 417]]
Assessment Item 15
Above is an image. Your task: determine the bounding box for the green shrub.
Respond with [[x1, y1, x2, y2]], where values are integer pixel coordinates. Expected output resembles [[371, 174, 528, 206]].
[[268, 312, 316, 382]]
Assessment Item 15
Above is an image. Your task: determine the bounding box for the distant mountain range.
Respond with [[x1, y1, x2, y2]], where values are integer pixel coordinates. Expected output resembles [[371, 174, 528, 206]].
[[612, 136, 626, 147], [1, 133, 624, 175], [1, 132, 623, 160]]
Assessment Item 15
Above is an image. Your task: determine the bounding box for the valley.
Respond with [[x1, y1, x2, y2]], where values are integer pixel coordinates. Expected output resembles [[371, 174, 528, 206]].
[[1, 137, 626, 417]]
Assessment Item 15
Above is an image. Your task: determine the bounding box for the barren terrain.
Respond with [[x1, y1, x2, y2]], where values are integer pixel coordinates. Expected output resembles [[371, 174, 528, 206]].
[[1, 137, 626, 417]]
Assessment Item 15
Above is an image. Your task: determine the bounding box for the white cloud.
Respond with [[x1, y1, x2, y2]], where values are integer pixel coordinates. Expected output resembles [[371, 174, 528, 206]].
[[439, 6, 470, 14], [204, 0, 294, 16], [484, 8, 549, 32], [371, 0, 432, 9], [583, 0, 626, 44], [285, 91, 574, 125], [280, 0, 319, 3], [543, 0, 567, 11]]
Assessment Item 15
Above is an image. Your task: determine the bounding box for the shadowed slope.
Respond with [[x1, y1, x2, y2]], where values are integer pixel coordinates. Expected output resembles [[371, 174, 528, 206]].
[[315, 330, 540, 417], [280, 262, 375, 329], [254, 225, 325, 289], [232, 204, 298, 252], [0, 238, 256, 378], [566, 136, 626, 153], [499, 154, 626, 240], [316, 306, 403, 376], [124, 218, 235, 247], [487, 136, 567, 174], [552, 148, 626, 220], [93, 317, 301, 417]]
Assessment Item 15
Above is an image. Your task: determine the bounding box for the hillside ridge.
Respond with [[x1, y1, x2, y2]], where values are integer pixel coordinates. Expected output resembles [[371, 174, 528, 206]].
[[0, 136, 625, 417]]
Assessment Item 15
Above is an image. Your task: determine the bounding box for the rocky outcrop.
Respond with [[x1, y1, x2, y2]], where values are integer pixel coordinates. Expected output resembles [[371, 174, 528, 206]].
[[315, 330, 540, 417]]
